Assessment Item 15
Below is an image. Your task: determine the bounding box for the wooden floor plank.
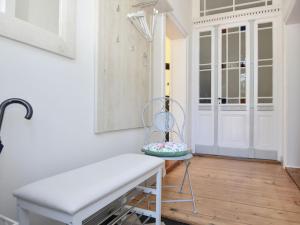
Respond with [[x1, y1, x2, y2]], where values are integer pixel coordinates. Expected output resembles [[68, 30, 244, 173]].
[[161, 156, 300, 225], [287, 168, 300, 190]]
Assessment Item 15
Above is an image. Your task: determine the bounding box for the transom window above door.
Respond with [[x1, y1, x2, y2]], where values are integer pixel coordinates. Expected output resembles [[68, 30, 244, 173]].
[[198, 0, 273, 17]]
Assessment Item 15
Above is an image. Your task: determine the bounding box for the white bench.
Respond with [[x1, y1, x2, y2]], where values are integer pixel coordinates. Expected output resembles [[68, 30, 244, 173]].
[[13, 154, 164, 225]]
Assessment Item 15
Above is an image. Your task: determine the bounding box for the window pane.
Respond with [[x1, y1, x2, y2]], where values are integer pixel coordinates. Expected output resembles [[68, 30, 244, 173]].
[[15, 0, 60, 34], [200, 0, 272, 16], [258, 28, 273, 59], [258, 67, 273, 97], [200, 36, 211, 64], [200, 71, 211, 98], [206, 7, 233, 15], [228, 69, 239, 98], [236, 0, 261, 4], [206, 0, 233, 10], [0, 0, 5, 13], [236, 2, 264, 10], [228, 32, 239, 62], [200, 0, 205, 12]]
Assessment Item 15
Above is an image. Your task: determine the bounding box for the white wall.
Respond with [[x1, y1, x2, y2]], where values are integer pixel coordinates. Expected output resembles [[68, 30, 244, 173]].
[[0, 0, 144, 223], [285, 23, 300, 168]]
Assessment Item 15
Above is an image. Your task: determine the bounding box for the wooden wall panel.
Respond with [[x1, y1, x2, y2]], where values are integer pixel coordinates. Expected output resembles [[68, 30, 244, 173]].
[[96, 0, 151, 133]]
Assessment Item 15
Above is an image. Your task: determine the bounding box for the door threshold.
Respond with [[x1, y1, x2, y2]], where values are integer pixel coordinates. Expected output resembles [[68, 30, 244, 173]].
[[193, 153, 281, 164]]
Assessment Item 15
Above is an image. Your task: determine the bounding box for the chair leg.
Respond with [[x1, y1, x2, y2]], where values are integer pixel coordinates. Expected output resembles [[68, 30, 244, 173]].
[[179, 160, 190, 193], [70, 218, 82, 225], [185, 161, 197, 213], [17, 205, 30, 225]]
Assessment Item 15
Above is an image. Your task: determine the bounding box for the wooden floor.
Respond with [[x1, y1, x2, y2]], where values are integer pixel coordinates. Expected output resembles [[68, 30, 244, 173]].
[[287, 168, 300, 190], [160, 156, 300, 225]]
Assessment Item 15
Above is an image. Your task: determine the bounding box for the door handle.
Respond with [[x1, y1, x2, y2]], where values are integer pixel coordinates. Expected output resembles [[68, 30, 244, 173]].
[[218, 97, 226, 104]]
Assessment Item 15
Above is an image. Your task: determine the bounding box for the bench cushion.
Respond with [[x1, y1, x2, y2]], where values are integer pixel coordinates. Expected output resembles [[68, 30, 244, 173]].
[[14, 154, 164, 215]]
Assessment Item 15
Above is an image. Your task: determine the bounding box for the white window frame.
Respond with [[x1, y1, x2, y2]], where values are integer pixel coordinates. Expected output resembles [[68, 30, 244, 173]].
[[199, 0, 273, 17], [0, 0, 76, 58]]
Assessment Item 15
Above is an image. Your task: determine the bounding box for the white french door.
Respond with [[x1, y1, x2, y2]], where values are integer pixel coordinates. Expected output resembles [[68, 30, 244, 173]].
[[217, 23, 250, 153], [192, 20, 278, 160]]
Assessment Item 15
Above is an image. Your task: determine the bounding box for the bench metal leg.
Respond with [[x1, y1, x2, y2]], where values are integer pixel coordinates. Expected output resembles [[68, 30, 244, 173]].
[[155, 168, 162, 225], [17, 205, 30, 225], [70, 219, 82, 225]]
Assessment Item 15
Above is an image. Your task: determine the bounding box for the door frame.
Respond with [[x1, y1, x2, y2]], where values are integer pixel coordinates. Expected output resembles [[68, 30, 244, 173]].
[[191, 17, 282, 161]]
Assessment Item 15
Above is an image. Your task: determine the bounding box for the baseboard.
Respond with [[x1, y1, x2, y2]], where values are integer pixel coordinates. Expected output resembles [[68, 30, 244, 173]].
[[194, 153, 281, 164], [195, 145, 278, 161]]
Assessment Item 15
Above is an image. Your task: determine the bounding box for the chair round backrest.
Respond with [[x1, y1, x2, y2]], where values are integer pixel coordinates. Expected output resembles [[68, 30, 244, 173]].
[[154, 111, 175, 132], [142, 97, 186, 144]]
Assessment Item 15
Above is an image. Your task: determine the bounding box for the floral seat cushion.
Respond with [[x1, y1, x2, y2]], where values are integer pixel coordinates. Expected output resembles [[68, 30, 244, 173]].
[[142, 142, 189, 157]]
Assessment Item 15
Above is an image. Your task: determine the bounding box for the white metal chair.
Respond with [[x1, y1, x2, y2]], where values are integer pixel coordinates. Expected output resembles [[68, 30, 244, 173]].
[[142, 97, 197, 213]]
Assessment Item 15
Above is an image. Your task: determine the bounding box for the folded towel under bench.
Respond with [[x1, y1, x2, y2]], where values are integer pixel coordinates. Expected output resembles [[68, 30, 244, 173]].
[[14, 154, 164, 216]]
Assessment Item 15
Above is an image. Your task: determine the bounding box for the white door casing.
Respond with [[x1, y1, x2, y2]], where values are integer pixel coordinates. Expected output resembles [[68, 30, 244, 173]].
[[192, 18, 279, 160]]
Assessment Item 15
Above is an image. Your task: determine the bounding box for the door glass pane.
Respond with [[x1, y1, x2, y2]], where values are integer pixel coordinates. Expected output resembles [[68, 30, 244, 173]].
[[258, 67, 272, 97], [199, 31, 212, 104], [228, 69, 239, 99], [222, 70, 227, 98], [240, 68, 246, 98], [200, 36, 211, 64], [200, 71, 211, 98], [228, 32, 239, 62], [257, 23, 273, 104], [228, 99, 239, 104], [221, 25, 247, 105], [258, 28, 273, 59], [258, 98, 272, 103], [222, 34, 227, 62], [241, 32, 246, 61]]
